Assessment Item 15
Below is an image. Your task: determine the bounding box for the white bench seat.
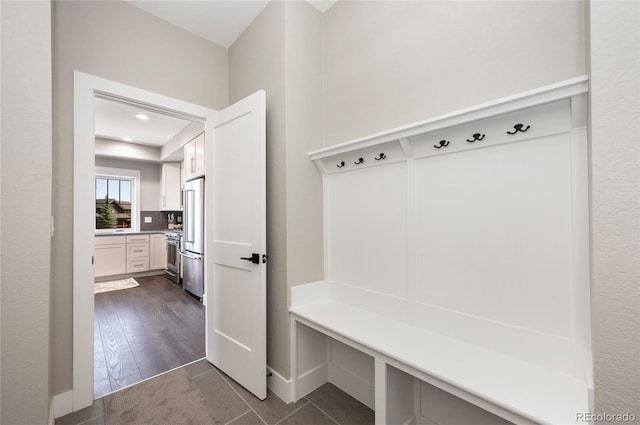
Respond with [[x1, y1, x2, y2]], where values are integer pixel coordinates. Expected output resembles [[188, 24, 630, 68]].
[[290, 298, 590, 425]]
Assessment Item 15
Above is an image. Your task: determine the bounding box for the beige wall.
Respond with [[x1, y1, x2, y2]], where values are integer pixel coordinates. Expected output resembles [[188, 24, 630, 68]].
[[52, 0, 228, 395], [229, 0, 290, 377], [95, 156, 162, 211], [322, 0, 586, 146], [229, 0, 324, 379], [1, 1, 53, 423], [283, 0, 324, 324], [589, 1, 640, 416]]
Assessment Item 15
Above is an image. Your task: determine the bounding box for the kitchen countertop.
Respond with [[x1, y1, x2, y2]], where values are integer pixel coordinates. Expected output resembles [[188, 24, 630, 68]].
[[95, 230, 177, 236]]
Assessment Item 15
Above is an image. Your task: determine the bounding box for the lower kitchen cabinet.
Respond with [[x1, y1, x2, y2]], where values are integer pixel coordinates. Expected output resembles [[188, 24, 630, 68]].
[[127, 257, 150, 273], [94, 236, 127, 277], [95, 233, 166, 278], [149, 234, 167, 270], [126, 235, 149, 273]]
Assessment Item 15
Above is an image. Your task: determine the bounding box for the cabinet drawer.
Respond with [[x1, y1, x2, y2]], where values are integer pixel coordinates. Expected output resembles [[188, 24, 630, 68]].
[[95, 235, 126, 245], [126, 234, 149, 244], [127, 243, 149, 258], [127, 258, 149, 273]]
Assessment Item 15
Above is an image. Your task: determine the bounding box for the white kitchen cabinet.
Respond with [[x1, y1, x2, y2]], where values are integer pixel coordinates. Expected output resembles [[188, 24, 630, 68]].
[[94, 236, 126, 277], [127, 257, 149, 274], [126, 234, 149, 272], [127, 243, 149, 259], [184, 132, 205, 180], [161, 162, 182, 210], [149, 234, 167, 270]]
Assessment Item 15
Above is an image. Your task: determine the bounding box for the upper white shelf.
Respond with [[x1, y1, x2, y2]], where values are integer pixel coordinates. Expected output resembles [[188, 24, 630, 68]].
[[309, 76, 588, 173]]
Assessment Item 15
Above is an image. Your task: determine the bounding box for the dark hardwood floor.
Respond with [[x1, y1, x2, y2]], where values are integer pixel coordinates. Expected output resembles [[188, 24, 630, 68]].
[[94, 274, 205, 398]]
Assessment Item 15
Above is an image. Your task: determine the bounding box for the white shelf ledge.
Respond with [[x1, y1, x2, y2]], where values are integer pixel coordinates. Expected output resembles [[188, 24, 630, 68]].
[[309, 75, 588, 162], [291, 295, 590, 425]]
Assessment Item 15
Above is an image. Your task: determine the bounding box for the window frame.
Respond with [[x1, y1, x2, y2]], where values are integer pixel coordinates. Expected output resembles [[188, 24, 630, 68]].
[[95, 166, 141, 232]]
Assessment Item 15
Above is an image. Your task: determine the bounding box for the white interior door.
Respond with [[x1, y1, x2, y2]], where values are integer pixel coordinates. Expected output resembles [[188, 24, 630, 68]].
[[206, 90, 267, 399]]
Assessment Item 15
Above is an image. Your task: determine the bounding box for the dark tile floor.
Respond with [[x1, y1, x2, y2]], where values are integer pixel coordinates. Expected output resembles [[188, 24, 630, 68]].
[[56, 359, 374, 425]]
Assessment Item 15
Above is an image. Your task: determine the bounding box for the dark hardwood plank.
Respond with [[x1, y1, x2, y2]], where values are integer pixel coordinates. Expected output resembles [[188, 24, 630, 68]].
[[93, 275, 205, 398]]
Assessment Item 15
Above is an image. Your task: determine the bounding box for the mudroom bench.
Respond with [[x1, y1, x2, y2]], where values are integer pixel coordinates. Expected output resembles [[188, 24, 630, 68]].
[[289, 77, 593, 425], [290, 281, 590, 425]]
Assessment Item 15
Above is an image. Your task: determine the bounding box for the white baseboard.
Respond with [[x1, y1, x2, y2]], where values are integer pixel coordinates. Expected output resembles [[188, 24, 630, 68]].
[[329, 362, 375, 410], [267, 366, 293, 403], [53, 390, 73, 419], [297, 363, 328, 400]]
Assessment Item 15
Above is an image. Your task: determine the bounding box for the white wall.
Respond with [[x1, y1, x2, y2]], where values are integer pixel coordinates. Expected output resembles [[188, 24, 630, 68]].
[[322, 0, 586, 146], [95, 156, 162, 211], [589, 1, 640, 416], [1, 1, 52, 423], [95, 138, 161, 163], [52, 0, 228, 396]]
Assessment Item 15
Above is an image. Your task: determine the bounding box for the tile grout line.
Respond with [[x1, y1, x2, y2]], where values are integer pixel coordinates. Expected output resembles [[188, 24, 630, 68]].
[[76, 414, 105, 425], [221, 376, 269, 425], [306, 399, 341, 425], [273, 400, 311, 425], [224, 410, 258, 425], [191, 370, 252, 423], [186, 361, 217, 380]]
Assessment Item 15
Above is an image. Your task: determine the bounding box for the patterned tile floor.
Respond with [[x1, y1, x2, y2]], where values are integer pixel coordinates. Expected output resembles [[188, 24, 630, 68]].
[[55, 359, 374, 425]]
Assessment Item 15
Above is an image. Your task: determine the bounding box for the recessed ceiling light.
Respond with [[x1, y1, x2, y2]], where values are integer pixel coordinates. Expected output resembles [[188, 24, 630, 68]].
[[122, 137, 133, 142], [135, 114, 150, 120]]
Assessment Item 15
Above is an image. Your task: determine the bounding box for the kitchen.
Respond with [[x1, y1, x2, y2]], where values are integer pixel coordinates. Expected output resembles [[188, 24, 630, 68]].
[[92, 96, 207, 397]]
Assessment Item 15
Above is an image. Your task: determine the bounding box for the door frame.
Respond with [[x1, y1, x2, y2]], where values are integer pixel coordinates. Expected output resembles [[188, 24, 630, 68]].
[[73, 71, 216, 410]]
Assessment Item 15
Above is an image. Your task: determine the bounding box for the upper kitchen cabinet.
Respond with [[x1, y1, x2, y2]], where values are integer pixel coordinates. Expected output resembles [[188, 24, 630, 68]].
[[161, 162, 182, 210], [184, 132, 205, 180]]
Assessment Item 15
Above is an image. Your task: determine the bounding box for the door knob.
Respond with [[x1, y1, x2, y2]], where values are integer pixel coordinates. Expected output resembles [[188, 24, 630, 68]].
[[240, 253, 260, 264]]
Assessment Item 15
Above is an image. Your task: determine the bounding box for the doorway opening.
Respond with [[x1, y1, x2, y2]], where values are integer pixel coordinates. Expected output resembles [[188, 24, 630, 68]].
[[73, 71, 216, 411], [92, 96, 207, 398]]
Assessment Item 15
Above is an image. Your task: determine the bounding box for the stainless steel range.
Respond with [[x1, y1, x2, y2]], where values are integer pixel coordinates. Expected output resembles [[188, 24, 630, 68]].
[[165, 231, 182, 284]]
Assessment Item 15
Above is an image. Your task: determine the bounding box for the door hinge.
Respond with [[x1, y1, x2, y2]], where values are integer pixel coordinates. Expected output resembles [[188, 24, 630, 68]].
[[262, 254, 268, 264]]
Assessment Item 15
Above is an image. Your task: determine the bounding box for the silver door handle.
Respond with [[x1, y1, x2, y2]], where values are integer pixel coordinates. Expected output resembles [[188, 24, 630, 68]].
[[179, 251, 202, 261]]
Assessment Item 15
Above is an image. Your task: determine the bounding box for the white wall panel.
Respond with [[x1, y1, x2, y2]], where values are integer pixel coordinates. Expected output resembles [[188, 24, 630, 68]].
[[414, 134, 573, 338], [327, 163, 407, 299], [329, 339, 375, 409], [420, 381, 512, 425]]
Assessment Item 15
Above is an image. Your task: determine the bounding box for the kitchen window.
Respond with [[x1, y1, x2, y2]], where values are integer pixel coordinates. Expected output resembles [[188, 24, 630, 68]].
[[95, 175, 135, 229]]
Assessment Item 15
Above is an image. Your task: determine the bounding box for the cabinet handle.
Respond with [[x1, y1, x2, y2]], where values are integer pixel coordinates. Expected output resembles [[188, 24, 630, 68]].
[[191, 158, 196, 173], [163, 196, 166, 207]]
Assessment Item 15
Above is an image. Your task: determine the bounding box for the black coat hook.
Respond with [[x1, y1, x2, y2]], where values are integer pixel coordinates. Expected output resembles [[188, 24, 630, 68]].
[[354, 158, 364, 165], [434, 140, 450, 149], [507, 124, 530, 134], [466, 133, 485, 143], [374, 153, 386, 160], [336, 161, 345, 168]]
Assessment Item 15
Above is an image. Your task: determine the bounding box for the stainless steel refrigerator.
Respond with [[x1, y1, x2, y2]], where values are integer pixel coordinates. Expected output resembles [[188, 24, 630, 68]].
[[181, 177, 204, 299]]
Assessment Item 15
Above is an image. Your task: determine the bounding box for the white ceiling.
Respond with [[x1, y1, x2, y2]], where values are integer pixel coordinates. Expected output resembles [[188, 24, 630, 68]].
[[125, 0, 337, 48], [94, 97, 194, 147]]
